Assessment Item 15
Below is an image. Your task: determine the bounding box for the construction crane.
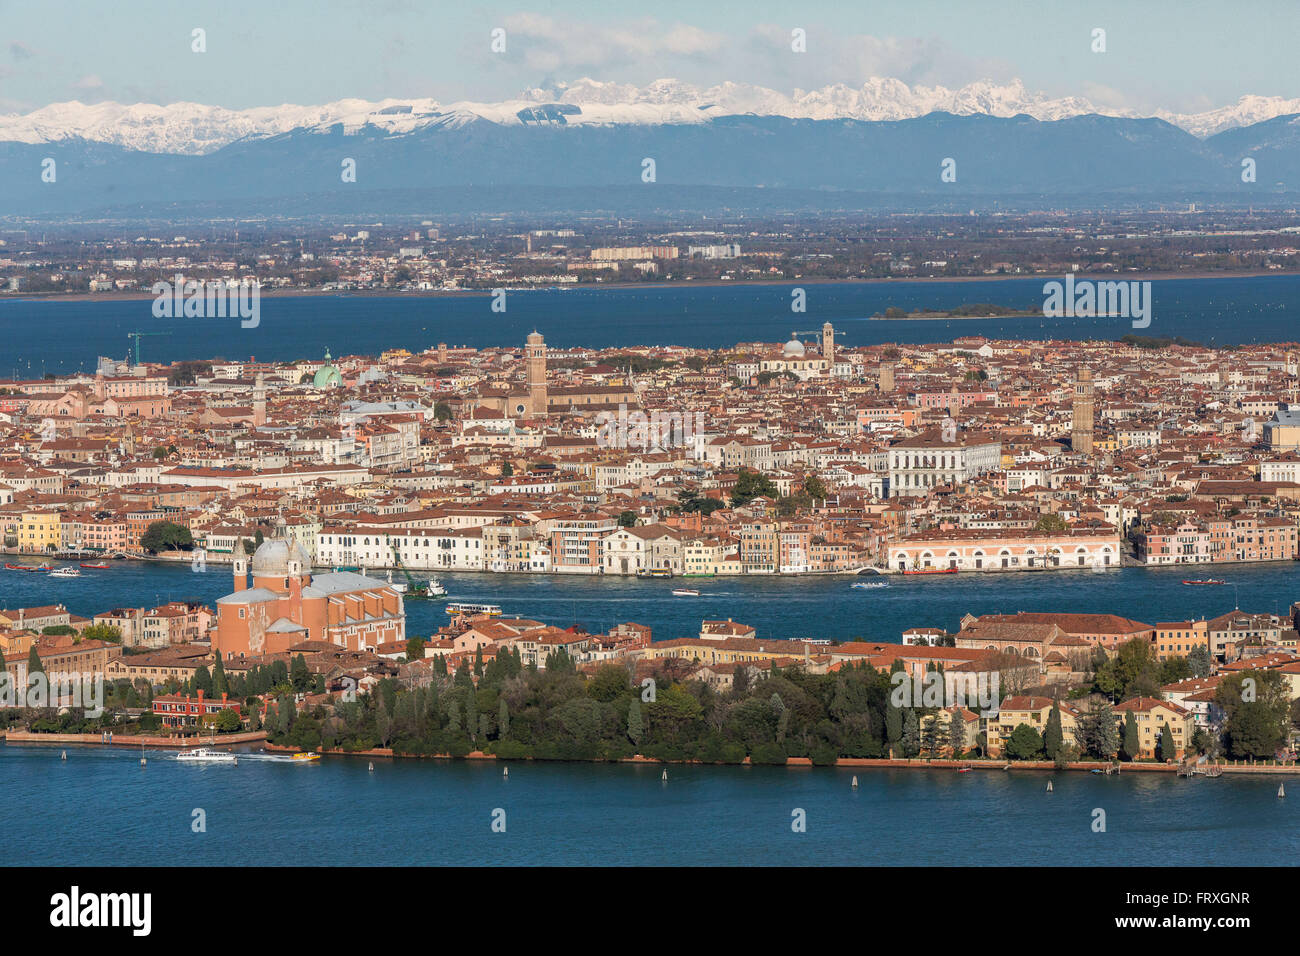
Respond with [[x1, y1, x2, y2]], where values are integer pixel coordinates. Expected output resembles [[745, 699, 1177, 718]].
[[390, 543, 430, 600], [127, 330, 171, 366]]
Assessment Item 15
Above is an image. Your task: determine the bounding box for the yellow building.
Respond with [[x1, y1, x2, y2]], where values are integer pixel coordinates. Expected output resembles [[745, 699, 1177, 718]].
[[920, 706, 981, 755], [1154, 620, 1209, 661], [19, 510, 61, 553], [988, 695, 1080, 757], [1114, 697, 1195, 760]]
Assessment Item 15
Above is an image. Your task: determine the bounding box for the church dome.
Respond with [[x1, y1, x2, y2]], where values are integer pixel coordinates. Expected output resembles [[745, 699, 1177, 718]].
[[313, 349, 343, 388], [783, 334, 806, 357], [251, 536, 310, 577]]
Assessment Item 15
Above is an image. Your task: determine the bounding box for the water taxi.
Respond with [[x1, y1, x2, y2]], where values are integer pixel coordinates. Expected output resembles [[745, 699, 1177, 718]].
[[291, 752, 321, 761], [850, 581, 889, 589], [671, 588, 700, 597], [445, 602, 502, 617], [1182, 579, 1226, 586], [176, 748, 237, 763]]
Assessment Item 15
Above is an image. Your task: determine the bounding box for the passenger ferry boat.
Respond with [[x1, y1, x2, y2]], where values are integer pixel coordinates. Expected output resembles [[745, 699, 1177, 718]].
[[176, 748, 237, 763], [636, 568, 674, 578], [903, 567, 958, 575], [49, 567, 81, 579], [445, 602, 502, 617]]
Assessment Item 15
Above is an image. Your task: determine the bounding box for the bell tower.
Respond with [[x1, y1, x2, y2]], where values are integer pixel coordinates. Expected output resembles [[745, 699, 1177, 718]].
[[1072, 366, 1095, 455], [526, 330, 548, 417]]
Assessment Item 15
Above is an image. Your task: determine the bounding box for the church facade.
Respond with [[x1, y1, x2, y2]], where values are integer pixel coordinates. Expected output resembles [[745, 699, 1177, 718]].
[[214, 522, 405, 659]]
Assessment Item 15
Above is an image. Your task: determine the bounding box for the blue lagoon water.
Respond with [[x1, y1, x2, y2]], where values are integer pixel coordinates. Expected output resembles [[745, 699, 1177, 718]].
[[4, 275, 1300, 374], [4, 742, 1297, 866]]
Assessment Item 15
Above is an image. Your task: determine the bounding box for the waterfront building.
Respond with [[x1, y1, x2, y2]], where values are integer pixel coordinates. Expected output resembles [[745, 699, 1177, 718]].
[[214, 519, 406, 658]]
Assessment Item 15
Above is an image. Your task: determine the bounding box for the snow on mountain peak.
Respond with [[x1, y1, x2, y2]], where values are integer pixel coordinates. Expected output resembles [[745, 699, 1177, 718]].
[[1, 79, 1297, 155]]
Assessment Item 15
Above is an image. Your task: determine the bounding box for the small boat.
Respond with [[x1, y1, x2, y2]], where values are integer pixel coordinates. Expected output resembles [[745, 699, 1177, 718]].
[[49, 567, 81, 578], [1046, 780, 1054, 792], [671, 588, 700, 597], [851, 581, 888, 589], [6, 563, 46, 572], [291, 752, 320, 761], [903, 567, 957, 575], [1182, 579, 1226, 586], [424, 579, 448, 597], [957, 767, 972, 773], [177, 748, 236, 763], [79, 562, 110, 569], [32, 565, 53, 572], [1279, 783, 1286, 798]]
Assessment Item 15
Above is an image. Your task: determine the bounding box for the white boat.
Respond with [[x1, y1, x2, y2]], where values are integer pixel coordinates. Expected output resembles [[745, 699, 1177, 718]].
[[445, 602, 502, 617], [850, 581, 888, 589], [424, 579, 448, 597], [671, 588, 700, 597], [49, 567, 81, 578], [176, 747, 236, 763]]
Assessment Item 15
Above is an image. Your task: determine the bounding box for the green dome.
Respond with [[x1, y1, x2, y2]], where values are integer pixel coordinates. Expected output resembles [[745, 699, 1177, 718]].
[[313, 349, 342, 388]]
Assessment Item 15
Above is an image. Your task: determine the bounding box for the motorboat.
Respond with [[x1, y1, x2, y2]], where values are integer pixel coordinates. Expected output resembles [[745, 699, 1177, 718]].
[[850, 581, 889, 589], [291, 752, 321, 761], [671, 588, 700, 597], [80, 562, 111, 569], [1182, 579, 1226, 586], [49, 567, 81, 578]]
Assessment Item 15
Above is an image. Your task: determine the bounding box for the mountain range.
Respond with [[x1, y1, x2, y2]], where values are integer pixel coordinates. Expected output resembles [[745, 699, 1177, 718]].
[[4, 79, 1300, 155], [2, 79, 1300, 219]]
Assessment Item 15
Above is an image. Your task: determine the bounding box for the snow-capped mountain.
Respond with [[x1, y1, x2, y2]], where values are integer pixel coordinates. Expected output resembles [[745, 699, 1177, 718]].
[[3, 78, 1299, 156]]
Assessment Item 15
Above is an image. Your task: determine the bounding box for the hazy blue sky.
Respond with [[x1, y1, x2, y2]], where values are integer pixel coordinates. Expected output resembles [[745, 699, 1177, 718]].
[[1, 0, 1296, 113]]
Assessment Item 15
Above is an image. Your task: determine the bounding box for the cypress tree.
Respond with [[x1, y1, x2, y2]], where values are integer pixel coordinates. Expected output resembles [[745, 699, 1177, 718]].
[[212, 656, 228, 698], [498, 699, 510, 739], [1121, 710, 1140, 761], [1044, 700, 1064, 760], [628, 697, 643, 746]]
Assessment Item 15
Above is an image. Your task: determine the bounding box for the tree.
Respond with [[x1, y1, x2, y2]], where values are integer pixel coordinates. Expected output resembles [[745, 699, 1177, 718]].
[[290, 654, 311, 693], [803, 474, 828, 500], [1155, 722, 1174, 763], [193, 665, 213, 698], [1043, 700, 1064, 761], [80, 623, 122, 643], [27, 645, 46, 678], [731, 468, 778, 507], [433, 401, 453, 421], [406, 637, 425, 662], [1217, 670, 1290, 759], [212, 656, 228, 698], [627, 697, 643, 747], [140, 520, 194, 553], [947, 709, 967, 756], [1034, 513, 1068, 533], [1005, 723, 1044, 760], [1188, 644, 1213, 678], [1120, 711, 1141, 761], [617, 510, 638, 528], [901, 709, 920, 757], [498, 699, 510, 740]]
